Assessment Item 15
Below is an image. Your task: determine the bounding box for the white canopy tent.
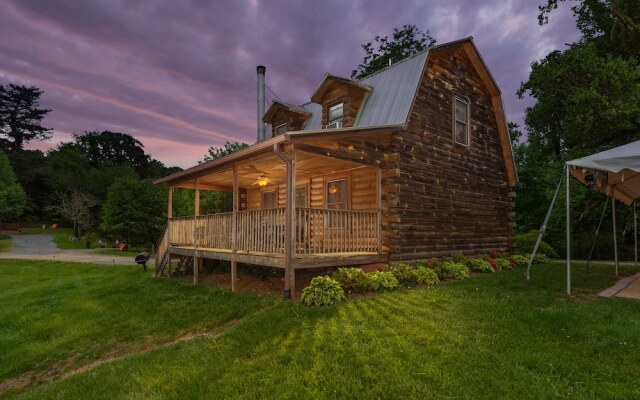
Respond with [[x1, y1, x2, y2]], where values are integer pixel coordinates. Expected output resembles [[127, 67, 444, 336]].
[[528, 140, 640, 295]]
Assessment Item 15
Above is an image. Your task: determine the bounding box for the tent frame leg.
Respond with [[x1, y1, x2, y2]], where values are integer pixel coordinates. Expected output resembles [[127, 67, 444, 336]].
[[566, 163, 571, 296], [612, 197, 619, 278]]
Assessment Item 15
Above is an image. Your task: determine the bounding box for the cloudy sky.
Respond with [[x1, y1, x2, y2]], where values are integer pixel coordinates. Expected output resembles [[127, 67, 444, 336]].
[[0, 0, 580, 168]]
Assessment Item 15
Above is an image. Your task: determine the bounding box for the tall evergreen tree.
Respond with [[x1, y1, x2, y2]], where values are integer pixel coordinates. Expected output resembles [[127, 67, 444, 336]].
[[0, 84, 52, 153]]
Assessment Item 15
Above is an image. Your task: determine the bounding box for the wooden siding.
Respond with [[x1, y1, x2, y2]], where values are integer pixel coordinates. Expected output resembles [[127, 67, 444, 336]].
[[386, 46, 512, 261]]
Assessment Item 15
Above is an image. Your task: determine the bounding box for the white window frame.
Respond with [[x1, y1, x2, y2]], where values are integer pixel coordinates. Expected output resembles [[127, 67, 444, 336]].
[[275, 123, 287, 135], [453, 97, 470, 146], [328, 102, 344, 124]]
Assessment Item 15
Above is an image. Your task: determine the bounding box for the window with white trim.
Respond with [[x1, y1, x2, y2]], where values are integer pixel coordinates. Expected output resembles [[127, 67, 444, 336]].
[[328, 102, 343, 125], [454, 98, 470, 146], [275, 123, 287, 135]]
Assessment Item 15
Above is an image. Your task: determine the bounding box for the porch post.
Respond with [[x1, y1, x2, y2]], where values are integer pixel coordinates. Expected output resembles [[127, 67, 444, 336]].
[[167, 185, 173, 273], [193, 179, 200, 285], [566, 164, 571, 296], [289, 150, 296, 298], [231, 166, 238, 292], [612, 196, 619, 278], [376, 167, 382, 253]]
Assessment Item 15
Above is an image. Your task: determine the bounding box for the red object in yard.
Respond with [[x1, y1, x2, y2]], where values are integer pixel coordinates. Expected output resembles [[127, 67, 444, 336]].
[[51, 224, 57, 229], [119, 242, 129, 251]]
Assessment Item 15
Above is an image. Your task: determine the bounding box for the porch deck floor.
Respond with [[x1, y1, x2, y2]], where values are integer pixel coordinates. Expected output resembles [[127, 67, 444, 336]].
[[169, 246, 385, 269]]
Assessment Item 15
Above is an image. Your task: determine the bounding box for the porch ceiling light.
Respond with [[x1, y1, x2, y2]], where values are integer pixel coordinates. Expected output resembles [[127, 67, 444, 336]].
[[257, 174, 269, 187]]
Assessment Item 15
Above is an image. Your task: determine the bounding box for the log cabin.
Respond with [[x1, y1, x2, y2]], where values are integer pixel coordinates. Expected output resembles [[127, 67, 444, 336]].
[[153, 37, 518, 298]]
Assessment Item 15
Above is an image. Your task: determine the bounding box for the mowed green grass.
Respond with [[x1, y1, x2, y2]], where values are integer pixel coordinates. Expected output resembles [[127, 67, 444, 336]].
[[0, 260, 275, 394], [0, 235, 12, 252], [2, 260, 640, 399], [92, 248, 145, 257]]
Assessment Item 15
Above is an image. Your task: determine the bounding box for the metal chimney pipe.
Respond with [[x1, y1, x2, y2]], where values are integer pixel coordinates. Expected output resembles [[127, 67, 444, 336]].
[[257, 65, 266, 142]]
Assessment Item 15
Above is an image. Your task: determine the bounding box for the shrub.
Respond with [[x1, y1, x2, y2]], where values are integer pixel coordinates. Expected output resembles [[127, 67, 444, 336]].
[[450, 252, 466, 263], [511, 255, 529, 268], [367, 271, 399, 291], [415, 267, 439, 286], [301, 276, 345, 306], [416, 258, 442, 271], [496, 257, 512, 270], [439, 261, 470, 280], [486, 257, 499, 271], [332, 267, 370, 292], [383, 263, 418, 285], [466, 258, 494, 273], [513, 230, 558, 258]]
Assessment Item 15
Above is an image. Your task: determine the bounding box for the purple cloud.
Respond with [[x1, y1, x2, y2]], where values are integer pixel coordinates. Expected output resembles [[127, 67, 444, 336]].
[[0, 0, 580, 167]]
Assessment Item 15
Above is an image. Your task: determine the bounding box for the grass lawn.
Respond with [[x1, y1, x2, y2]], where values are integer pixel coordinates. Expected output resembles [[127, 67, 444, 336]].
[[1, 260, 639, 399], [0, 235, 12, 253]]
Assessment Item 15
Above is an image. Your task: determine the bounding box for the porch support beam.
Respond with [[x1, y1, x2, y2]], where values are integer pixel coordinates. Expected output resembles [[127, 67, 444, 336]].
[[231, 165, 238, 292], [167, 185, 173, 262], [193, 179, 200, 285], [274, 144, 295, 299]]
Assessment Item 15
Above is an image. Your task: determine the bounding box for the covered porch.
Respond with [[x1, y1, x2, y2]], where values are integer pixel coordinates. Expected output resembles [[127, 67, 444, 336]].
[[154, 134, 390, 298]]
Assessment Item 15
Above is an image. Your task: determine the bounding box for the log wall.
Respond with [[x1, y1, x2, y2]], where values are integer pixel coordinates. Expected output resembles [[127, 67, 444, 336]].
[[386, 47, 512, 261]]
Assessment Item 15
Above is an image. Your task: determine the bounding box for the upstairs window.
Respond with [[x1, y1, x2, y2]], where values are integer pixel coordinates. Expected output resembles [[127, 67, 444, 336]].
[[275, 123, 288, 135], [326, 102, 343, 128], [454, 98, 470, 146]]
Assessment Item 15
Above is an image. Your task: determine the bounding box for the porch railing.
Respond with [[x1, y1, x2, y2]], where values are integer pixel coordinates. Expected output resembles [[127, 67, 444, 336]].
[[167, 207, 380, 255]]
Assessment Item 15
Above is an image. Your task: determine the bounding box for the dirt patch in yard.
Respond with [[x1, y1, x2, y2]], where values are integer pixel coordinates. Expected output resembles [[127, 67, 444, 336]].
[[200, 272, 313, 298]]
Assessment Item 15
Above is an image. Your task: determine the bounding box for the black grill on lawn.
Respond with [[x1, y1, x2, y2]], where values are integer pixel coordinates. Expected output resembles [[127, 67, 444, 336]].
[[135, 252, 151, 272]]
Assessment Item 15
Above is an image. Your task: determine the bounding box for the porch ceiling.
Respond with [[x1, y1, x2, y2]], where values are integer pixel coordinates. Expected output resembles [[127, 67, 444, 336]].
[[178, 150, 369, 190]]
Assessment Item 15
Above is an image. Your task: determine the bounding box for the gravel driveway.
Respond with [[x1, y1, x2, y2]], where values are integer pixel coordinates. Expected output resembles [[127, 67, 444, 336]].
[[0, 234, 149, 266]]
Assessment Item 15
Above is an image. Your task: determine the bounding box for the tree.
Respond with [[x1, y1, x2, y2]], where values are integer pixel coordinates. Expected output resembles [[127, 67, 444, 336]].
[[62, 131, 153, 177], [101, 177, 166, 246], [0, 84, 52, 153], [51, 189, 98, 237], [202, 141, 248, 163], [538, 0, 639, 59], [351, 24, 436, 79], [0, 151, 27, 223], [517, 43, 640, 157]]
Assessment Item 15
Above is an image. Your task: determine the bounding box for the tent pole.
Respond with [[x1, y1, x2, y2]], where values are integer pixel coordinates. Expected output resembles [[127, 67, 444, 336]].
[[586, 198, 609, 272], [526, 166, 566, 282], [612, 197, 619, 278], [634, 201, 638, 268], [566, 163, 571, 296]]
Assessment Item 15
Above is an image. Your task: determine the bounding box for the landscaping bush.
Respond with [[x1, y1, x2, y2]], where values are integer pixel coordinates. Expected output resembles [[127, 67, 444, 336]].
[[496, 257, 512, 270], [450, 252, 466, 263], [513, 230, 559, 258], [416, 257, 442, 271], [439, 261, 470, 280], [485, 257, 499, 270], [301, 276, 345, 306], [332, 267, 370, 292], [511, 254, 529, 268], [383, 263, 418, 285], [415, 267, 439, 286], [466, 258, 494, 273], [367, 271, 399, 291]]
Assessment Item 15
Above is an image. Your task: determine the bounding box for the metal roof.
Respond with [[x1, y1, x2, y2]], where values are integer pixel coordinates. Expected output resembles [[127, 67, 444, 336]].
[[300, 50, 429, 130]]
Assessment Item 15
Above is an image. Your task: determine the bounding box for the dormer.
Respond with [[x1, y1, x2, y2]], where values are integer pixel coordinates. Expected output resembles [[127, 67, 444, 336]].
[[310, 74, 372, 129], [263, 100, 312, 138]]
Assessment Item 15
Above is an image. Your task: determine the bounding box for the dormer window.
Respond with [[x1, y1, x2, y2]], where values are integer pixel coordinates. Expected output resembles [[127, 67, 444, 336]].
[[326, 102, 343, 129], [275, 123, 288, 135]]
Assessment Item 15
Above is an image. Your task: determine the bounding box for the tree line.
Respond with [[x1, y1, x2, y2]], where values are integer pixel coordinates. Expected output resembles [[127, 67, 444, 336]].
[[0, 83, 246, 247]]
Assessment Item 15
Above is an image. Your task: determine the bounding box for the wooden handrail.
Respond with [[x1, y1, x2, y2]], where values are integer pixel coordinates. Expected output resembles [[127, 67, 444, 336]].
[[167, 207, 380, 255]]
